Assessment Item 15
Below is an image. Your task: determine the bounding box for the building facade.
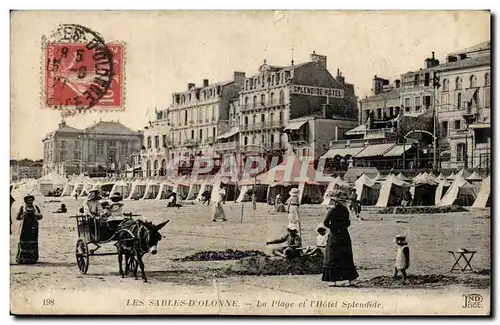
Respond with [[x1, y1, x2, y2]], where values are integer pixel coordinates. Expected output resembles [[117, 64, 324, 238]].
[[42, 120, 143, 176]]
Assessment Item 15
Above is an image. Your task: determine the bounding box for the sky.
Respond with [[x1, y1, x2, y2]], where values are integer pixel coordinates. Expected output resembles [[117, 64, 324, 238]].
[[10, 10, 490, 159]]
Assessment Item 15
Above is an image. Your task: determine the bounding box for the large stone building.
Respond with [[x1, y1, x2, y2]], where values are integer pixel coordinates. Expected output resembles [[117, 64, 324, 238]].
[[141, 72, 245, 176], [214, 52, 358, 173], [347, 41, 491, 171], [42, 120, 143, 176]]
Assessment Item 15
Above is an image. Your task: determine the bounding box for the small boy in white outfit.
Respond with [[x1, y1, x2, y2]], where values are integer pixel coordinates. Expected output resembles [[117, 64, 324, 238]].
[[393, 235, 410, 284]]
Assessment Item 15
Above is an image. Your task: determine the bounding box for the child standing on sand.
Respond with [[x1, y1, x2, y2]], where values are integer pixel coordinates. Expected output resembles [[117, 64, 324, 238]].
[[393, 235, 410, 284]]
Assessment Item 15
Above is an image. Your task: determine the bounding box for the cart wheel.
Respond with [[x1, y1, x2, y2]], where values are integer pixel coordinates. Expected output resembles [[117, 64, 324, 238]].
[[126, 255, 137, 277], [76, 238, 89, 274]]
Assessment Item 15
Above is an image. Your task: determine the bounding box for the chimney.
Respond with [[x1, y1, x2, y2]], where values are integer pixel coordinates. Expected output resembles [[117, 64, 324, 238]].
[[233, 71, 246, 83], [432, 51, 435, 60], [187, 83, 195, 90], [203, 79, 209, 87], [59, 120, 66, 129], [336, 69, 345, 85], [310, 51, 327, 69]]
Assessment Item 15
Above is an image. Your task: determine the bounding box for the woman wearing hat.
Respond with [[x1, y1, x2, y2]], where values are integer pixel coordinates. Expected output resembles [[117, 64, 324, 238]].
[[85, 189, 103, 216], [287, 188, 301, 228], [106, 192, 124, 221], [322, 188, 359, 286], [16, 195, 43, 264]]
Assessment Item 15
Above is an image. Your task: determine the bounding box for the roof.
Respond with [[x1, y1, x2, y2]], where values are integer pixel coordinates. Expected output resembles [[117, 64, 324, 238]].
[[448, 41, 491, 56], [85, 121, 140, 136], [360, 88, 401, 103], [55, 125, 82, 134], [355, 143, 395, 158], [284, 120, 308, 131], [216, 127, 239, 140], [345, 124, 367, 135], [322, 147, 365, 159], [404, 55, 490, 75]]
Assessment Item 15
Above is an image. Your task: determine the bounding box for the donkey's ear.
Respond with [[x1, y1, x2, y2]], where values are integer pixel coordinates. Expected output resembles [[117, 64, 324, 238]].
[[156, 220, 170, 231]]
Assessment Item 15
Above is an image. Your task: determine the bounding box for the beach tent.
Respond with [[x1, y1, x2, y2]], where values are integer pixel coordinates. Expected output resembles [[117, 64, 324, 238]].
[[434, 179, 452, 205], [322, 176, 350, 205], [37, 172, 67, 195], [437, 175, 477, 206], [410, 172, 439, 206], [61, 181, 75, 196], [155, 180, 176, 200], [372, 172, 388, 182], [142, 179, 161, 199], [466, 171, 484, 193], [355, 174, 380, 206], [127, 179, 147, 200], [446, 172, 456, 181], [236, 185, 251, 203], [472, 176, 491, 208], [195, 182, 212, 202], [396, 172, 411, 182], [110, 180, 131, 199], [375, 174, 412, 207]]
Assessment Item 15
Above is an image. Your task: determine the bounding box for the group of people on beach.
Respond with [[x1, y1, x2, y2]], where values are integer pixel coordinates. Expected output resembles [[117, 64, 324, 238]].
[[265, 185, 410, 286]]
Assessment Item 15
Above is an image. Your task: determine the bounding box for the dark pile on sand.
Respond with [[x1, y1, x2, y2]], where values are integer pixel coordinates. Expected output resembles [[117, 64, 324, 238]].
[[358, 274, 490, 289], [378, 205, 468, 214], [229, 255, 324, 275], [174, 249, 268, 261]]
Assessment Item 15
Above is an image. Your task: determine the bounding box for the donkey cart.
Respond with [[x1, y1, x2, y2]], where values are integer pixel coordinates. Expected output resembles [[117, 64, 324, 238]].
[[73, 214, 139, 275]]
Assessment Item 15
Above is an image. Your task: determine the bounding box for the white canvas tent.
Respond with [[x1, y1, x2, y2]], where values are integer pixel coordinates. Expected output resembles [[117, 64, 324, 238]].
[[472, 176, 491, 208], [396, 172, 411, 181], [11, 180, 46, 214], [110, 180, 131, 198], [355, 174, 380, 206], [155, 180, 175, 200], [375, 174, 412, 207], [410, 172, 439, 206], [142, 180, 160, 199], [61, 182, 75, 196], [38, 172, 67, 195], [127, 180, 147, 200], [236, 185, 251, 203], [437, 175, 477, 206], [322, 176, 350, 205], [434, 179, 452, 205]]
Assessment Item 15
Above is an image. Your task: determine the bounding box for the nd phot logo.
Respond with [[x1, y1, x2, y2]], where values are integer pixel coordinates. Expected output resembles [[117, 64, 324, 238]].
[[462, 294, 483, 308]]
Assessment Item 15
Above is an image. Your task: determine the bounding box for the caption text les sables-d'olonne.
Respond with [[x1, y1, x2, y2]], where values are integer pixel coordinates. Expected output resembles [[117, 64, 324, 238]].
[[125, 299, 383, 310]]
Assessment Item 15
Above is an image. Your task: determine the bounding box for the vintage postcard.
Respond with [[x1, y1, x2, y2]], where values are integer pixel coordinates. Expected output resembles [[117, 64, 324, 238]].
[[10, 10, 491, 316]]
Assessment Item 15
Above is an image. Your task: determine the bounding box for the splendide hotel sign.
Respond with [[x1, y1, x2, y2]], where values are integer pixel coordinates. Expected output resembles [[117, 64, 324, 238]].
[[291, 85, 344, 98]]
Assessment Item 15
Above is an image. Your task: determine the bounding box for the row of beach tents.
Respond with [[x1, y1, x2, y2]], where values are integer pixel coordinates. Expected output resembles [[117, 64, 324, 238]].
[[11, 156, 491, 209]]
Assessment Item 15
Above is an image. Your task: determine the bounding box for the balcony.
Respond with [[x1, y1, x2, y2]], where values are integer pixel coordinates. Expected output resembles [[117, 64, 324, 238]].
[[213, 141, 239, 152], [288, 135, 309, 144], [183, 139, 199, 148]]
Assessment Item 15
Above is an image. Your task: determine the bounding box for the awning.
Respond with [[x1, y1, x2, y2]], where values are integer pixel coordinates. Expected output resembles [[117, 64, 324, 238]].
[[355, 143, 395, 158], [382, 139, 417, 157], [463, 88, 477, 103], [321, 147, 365, 159], [216, 127, 239, 140], [284, 120, 307, 131], [345, 124, 367, 135], [469, 122, 490, 129]]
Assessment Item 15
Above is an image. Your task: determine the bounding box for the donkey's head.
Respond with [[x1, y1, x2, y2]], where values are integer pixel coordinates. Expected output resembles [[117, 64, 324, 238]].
[[141, 220, 169, 255]]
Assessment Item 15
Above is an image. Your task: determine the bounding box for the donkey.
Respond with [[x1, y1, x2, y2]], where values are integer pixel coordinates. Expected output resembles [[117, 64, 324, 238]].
[[115, 219, 169, 282]]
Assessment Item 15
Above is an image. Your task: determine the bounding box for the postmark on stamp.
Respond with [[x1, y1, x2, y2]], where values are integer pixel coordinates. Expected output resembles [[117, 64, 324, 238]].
[[42, 24, 124, 114]]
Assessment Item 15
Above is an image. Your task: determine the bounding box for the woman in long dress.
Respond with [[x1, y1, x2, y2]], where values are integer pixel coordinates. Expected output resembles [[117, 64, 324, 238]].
[[322, 189, 359, 286], [211, 187, 227, 222], [16, 195, 43, 264]]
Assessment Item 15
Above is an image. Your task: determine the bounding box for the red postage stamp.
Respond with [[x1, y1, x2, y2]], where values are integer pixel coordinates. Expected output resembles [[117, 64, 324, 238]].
[[43, 24, 124, 111]]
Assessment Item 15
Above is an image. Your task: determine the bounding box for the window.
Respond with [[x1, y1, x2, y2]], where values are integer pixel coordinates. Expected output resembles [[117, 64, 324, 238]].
[[162, 135, 167, 147], [261, 114, 265, 124], [253, 96, 257, 106], [121, 141, 128, 154], [253, 115, 256, 124], [270, 112, 274, 122], [485, 73, 490, 87], [146, 160, 151, 177], [213, 127, 216, 137], [98, 140, 105, 154], [376, 108, 382, 119], [271, 75, 275, 85], [261, 135, 265, 144], [260, 94, 265, 105], [441, 121, 449, 137], [244, 137, 248, 145], [484, 88, 490, 108], [74, 152, 80, 160], [424, 96, 431, 109], [191, 130, 194, 139], [269, 92, 274, 105], [244, 96, 249, 107], [279, 90, 284, 104], [276, 73, 281, 84], [279, 111, 283, 121], [455, 77, 462, 90], [199, 129, 203, 141], [153, 160, 158, 175], [469, 75, 477, 88], [404, 98, 410, 112], [244, 116, 249, 125], [61, 140, 66, 149], [456, 143, 466, 162], [443, 79, 449, 91], [415, 97, 421, 111], [454, 120, 461, 130], [457, 93, 462, 109], [441, 93, 449, 108], [184, 110, 188, 125], [154, 136, 159, 148], [424, 73, 430, 86], [413, 74, 419, 87], [475, 129, 490, 144], [389, 107, 394, 117], [252, 136, 256, 144], [270, 134, 275, 143]]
